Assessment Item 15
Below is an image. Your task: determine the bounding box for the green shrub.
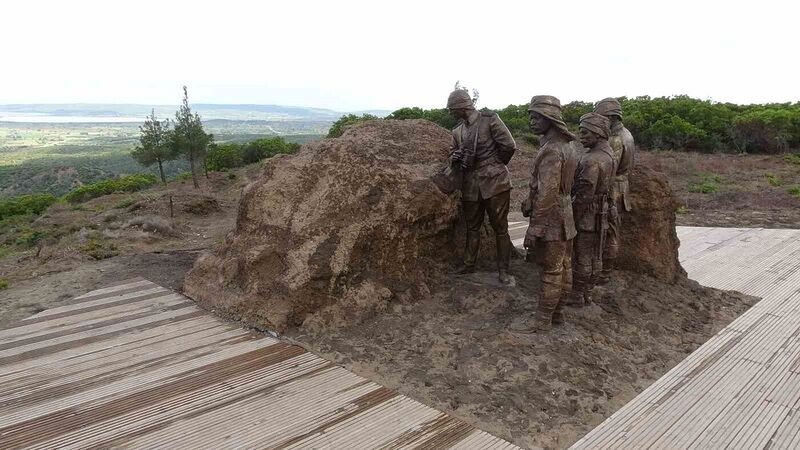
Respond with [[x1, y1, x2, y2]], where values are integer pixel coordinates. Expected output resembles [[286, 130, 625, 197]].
[[114, 198, 136, 209], [64, 174, 157, 204], [766, 174, 783, 187], [688, 172, 722, 194], [676, 205, 689, 214], [785, 154, 800, 165], [327, 114, 379, 138], [206, 143, 244, 171], [15, 230, 45, 247], [0, 279, 8, 290], [241, 137, 300, 164], [175, 172, 193, 181], [0, 193, 58, 220], [788, 186, 800, 199], [82, 237, 119, 260]]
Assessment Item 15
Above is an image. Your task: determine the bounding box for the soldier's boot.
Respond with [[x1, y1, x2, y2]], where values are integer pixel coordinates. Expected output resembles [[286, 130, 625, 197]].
[[552, 302, 564, 325], [597, 260, 613, 285], [496, 233, 512, 284], [532, 273, 562, 331], [567, 277, 589, 307], [456, 230, 481, 274]]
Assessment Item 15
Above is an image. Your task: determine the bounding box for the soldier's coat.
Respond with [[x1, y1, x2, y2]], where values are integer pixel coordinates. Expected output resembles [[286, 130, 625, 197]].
[[573, 141, 615, 231], [526, 129, 579, 241], [609, 122, 635, 212], [450, 110, 516, 202]]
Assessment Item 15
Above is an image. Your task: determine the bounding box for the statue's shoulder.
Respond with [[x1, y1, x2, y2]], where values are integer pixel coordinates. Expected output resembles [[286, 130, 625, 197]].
[[480, 111, 497, 118], [621, 126, 634, 140]]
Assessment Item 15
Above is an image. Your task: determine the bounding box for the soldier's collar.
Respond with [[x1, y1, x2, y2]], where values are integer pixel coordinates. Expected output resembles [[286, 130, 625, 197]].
[[539, 128, 561, 146], [463, 109, 480, 126]]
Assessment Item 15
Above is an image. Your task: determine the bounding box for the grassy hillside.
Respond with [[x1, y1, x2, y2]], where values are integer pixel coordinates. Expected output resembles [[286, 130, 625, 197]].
[[0, 121, 321, 198]]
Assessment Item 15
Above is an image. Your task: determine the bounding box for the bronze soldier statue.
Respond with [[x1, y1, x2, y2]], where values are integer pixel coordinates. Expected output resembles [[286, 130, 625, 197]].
[[594, 98, 635, 283], [571, 113, 614, 306], [447, 89, 517, 283], [518, 95, 579, 331]]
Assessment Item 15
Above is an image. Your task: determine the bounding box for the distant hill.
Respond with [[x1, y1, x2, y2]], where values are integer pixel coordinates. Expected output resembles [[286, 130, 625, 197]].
[[0, 104, 391, 122]]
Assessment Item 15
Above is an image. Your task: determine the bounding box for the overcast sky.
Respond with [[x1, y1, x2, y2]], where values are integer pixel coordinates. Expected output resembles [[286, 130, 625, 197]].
[[1, 0, 797, 111]]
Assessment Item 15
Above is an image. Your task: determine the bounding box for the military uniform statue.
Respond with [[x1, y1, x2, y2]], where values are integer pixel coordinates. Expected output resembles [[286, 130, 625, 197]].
[[518, 96, 579, 331], [594, 98, 635, 283], [446, 89, 517, 284], [571, 113, 615, 306]]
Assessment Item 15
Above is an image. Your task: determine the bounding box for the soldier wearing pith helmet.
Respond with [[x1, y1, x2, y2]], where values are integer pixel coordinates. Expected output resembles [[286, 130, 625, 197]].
[[515, 95, 579, 332], [446, 88, 518, 284], [594, 98, 635, 283], [571, 113, 614, 306]]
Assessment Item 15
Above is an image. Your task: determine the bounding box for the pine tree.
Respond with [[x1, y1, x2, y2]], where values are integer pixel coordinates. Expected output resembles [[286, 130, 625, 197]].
[[171, 86, 213, 189], [131, 109, 176, 185]]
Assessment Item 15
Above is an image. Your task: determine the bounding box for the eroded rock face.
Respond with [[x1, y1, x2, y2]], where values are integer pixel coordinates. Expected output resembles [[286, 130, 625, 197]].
[[184, 120, 465, 332], [617, 164, 687, 282]]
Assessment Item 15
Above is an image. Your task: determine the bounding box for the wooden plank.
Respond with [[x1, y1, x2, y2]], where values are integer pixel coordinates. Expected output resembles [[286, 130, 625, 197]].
[[572, 227, 800, 449]]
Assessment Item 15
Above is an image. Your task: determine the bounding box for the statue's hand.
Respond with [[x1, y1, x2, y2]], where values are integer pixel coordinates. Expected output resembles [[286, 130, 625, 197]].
[[523, 227, 537, 249], [521, 195, 533, 218]]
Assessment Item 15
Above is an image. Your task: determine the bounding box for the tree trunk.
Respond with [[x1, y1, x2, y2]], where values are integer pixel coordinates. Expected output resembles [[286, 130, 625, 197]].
[[189, 154, 199, 189], [157, 160, 167, 185]]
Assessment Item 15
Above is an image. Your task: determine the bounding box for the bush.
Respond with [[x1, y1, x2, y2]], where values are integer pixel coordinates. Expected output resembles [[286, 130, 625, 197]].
[[206, 138, 300, 170], [82, 237, 119, 260], [114, 198, 136, 209], [242, 137, 299, 164], [385, 107, 458, 130], [788, 186, 800, 199], [0, 279, 8, 290], [766, 174, 783, 187], [327, 114, 379, 138], [0, 194, 58, 220], [175, 172, 193, 181], [206, 143, 244, 171], [15, 230, 45, 247], [784, 154, 800, 165], [64, 174, 157, 204], [688, 172, 722, 194]]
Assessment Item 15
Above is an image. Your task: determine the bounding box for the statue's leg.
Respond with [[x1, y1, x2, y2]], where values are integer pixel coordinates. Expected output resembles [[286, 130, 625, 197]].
[[554, 239, 573, 323], [485, 190, 511, 277], [601, 202, 621, 284], [462, 199, 484, 270], [570, 231, 595, 306]]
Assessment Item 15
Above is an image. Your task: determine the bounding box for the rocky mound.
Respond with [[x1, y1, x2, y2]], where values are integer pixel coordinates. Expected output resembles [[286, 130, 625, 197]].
[[618, 164, 687, 282], [184, 119, 464, 332]]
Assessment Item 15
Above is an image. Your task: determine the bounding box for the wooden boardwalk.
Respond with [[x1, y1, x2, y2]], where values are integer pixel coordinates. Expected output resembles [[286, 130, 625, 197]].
[[572, 226, 800, 449], [0, 278, 520, 450]]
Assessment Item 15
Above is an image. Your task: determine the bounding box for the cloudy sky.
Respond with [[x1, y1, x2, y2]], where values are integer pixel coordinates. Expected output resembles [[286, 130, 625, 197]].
[[1, 0, 797, 111]]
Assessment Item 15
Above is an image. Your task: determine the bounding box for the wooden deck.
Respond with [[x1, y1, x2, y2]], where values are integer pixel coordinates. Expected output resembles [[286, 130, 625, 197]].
[[0, 278, 520, 450], [572, 226, 800, 449]]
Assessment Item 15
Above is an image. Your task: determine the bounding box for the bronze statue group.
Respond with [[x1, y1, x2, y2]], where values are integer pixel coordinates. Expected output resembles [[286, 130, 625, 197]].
[[445, 90, 635, 333]]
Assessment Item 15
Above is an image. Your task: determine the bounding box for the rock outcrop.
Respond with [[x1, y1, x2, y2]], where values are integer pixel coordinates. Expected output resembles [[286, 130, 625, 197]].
[[617, 164, 687, 282], [184, 120, 465, 332]]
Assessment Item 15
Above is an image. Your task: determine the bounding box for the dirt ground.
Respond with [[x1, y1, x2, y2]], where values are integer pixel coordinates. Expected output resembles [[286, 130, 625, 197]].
[[287, 259, 756, 450], [0, 166, 263, 326], [0, 250, 197, 327]]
